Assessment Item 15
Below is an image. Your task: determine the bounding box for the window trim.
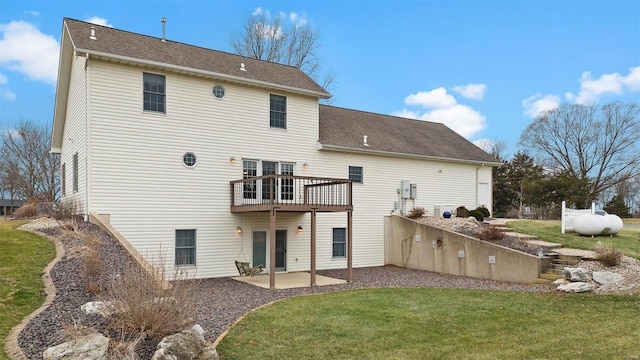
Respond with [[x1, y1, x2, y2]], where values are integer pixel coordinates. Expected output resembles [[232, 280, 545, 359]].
[[182, 152, 197, 168], [212, 85, 225, 99], [175, 229, 197, 267], [72, 153, 79, 193], [269, 94, 287, 129], [143, 72, 166, 114], [348, 166, 363, 184], [332, 227, 347, 259], [61, 163, 66, 197]]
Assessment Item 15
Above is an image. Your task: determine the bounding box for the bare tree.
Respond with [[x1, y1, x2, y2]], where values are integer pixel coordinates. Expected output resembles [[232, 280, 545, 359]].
[[476, 139, 508, 161], [519, 102, 640, 201], [0, 120, 59, 201], [230, 10, 336, 102]]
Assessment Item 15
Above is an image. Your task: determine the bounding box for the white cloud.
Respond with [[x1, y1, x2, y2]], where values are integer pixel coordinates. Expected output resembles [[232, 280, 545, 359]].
[[404, 87, 457, 108], [26, 11, 40, 17], [394, 87, 486, 138], [0, 21, 59, 85], [565, 66, 640, 104], [522, 93, 560, 118], [0, 73, 7, 84], [1, 89, 16, 100], [253, 7, 264, 16], [451, 83, 487, 100], [85, 16, 112, 28], [254, 22, 282, 39]]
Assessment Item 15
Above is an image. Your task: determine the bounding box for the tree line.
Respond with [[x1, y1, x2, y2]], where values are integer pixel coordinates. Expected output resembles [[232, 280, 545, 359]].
[[492, 102, 640, 218]]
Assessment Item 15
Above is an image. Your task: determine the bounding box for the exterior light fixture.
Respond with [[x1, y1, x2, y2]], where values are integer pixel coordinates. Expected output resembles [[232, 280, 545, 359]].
[[230, 157, 236, 164], [302, 162, 308, 169], [236, 226, 242, 234], [296, 225, 303, 233]]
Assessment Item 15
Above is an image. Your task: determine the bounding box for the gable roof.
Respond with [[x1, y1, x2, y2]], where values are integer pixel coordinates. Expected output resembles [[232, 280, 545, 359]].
[[318, 105, 501, 165], [52, 18, 330, 151], [63, 18, 329, 97]]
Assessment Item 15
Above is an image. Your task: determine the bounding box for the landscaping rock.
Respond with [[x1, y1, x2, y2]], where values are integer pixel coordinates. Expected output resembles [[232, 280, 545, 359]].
[[562, 267, 589, 282], [81, 301, 113, 316], [592, 271, 623, 285], [553, 278, 570, 286], [43, 333, 109, 360], [152, 324, 219, 360], [557, 282, 594, 293]]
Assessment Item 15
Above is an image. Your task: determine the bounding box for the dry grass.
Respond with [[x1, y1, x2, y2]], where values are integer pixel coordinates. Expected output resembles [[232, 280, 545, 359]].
[[406, 207, 425, 219], [595, 246, 624, 267], [13, 202, 37, 218], [476, 226, 506, 242], [102, 254, 198, 338]]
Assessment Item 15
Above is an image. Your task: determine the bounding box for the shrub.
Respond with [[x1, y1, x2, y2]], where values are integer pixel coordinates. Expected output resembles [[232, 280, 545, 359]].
[[476, 226, 505, 242], [406, 207, 425, 219], [14, 201, 37, 218], [468, 209, 484, 222], [475, 206, 490, 218], [456, 206, 469, 218], [53, 200, 80, 221], [102, 253, 198, 338], [595, 246, 623, 267]]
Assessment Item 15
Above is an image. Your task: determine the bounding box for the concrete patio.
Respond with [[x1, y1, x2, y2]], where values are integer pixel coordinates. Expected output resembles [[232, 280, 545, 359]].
[[232, 272, 347, 289]]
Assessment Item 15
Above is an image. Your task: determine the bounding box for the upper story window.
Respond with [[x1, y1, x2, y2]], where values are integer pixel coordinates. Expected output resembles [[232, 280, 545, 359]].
[[212, 85, 225, 99], [349, 166, 363, 184], [143, 72, 166, 113], [183, 152, 197, 167], [270, 94, 286, 129]]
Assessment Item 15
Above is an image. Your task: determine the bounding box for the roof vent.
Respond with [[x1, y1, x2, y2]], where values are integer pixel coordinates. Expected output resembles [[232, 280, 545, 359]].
[[363, 135, 369, 147], [240, 63, 246, 71], [161, 17, 167, 42], [89, 26, 96, 40]]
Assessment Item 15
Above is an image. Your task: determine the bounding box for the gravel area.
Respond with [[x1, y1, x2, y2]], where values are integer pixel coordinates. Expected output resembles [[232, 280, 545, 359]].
[[14, 217, 602, 359], [576, 256, 640, 294]]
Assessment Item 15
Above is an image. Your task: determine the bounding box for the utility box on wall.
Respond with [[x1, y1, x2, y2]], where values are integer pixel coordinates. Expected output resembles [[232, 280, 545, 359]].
[[410, 183, 417, 199], [401, 180, 411, 199]]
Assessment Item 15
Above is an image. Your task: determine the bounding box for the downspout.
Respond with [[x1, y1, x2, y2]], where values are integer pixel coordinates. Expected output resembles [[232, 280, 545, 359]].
[[84, 53, 90, 221]]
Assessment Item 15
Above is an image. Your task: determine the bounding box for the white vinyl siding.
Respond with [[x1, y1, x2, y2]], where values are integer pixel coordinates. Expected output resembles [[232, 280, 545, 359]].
[[59, 54, 87, 213], [81, 59, 493, 279]]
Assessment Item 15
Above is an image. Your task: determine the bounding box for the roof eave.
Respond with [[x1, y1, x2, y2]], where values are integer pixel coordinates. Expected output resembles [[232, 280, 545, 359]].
[[318, 143, 502, 166], [75, 48, 331, 99], [51, 22, 74, 150]]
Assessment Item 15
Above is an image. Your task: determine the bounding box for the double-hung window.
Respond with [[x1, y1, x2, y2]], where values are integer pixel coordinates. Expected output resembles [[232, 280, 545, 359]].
[[175, 229, 196, 266], [61, 163, 66, 197], [332, 228, 347, 258], [349, 166, 363, 184], [72, 153, 79, 192], [143, 72, 166, 113], [270, 94, 286, 129], [243, 160, 258, 199]]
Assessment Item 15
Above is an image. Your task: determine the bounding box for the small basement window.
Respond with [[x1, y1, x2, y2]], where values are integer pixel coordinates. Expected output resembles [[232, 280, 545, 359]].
[[183, 152, 197, 167], [212, 85, 225, 99]]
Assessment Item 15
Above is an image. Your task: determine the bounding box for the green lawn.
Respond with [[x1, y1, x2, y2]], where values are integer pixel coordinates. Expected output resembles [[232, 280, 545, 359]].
[[217, 288, 640, 360], [0, 220, 56, 360], [505, 219, 640, 259]]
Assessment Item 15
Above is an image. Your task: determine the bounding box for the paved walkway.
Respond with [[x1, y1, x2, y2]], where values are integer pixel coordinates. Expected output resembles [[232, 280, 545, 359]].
[[486, 218, 596, 259], [233, 272, 346, 289]]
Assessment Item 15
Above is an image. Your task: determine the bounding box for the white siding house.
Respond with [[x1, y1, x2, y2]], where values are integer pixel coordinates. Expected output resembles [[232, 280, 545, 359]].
[[51, 19, 500, 287]]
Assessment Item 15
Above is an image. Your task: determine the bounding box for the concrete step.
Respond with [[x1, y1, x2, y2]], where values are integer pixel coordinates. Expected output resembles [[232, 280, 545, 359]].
[[546, 268, 564, 276], [553, 259, 580, 266], [533, 278, 555, 286], [540, 272, 563, 280], [490, 226, 511, 233], [502, 232, 538, 240], [526, 239, 563, 249]]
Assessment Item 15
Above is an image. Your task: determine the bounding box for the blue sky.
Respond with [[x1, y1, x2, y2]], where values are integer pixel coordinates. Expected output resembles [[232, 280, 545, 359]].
[[1, 0, 638, 157]]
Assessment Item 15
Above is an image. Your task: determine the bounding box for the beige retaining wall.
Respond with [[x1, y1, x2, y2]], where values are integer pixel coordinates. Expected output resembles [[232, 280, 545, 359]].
[[384, 215, 542, 283]]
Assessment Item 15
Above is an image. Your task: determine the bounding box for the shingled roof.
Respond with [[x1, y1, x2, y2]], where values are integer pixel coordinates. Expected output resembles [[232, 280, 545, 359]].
[[319, 105, 500, 164], [63, 18, 329, 97]]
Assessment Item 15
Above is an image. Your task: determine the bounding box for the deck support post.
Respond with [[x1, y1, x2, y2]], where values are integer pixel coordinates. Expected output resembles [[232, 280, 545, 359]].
[[269, 208, 276, 289], [310, 208, 317, 286], [347, 209, 353, 282]]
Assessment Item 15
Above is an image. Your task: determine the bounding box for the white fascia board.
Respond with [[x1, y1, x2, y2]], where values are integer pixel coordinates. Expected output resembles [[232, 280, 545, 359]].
[[74, 48, 331, 99], [318, 143, 503, 167]]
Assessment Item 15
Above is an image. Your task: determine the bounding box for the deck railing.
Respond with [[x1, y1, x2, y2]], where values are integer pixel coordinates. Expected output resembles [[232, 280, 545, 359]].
[[230, 175, 352, 211]]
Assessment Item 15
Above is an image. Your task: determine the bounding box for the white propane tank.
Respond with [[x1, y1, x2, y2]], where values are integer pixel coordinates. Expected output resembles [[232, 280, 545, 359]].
[[573, 214, 607, 236], [603, 214, 623, 235]]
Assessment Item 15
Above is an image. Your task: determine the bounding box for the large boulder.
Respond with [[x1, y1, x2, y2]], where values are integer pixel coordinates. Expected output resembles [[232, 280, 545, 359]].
[[81, 301, 114, 316], [152, 324, 219, 360], [562, 267, 589, 282], [43, 333, 109, 360], [557, 282, 594, 293], [593, 271, 623, 285]]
